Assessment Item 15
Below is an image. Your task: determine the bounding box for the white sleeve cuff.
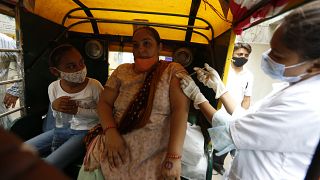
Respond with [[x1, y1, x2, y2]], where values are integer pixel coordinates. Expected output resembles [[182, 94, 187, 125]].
[[212, 109, 233, 127], [231, 105, 248, 118], [208, 125, 236, 156], [207, 110, 237, 155], [229, 120, 242, 150]]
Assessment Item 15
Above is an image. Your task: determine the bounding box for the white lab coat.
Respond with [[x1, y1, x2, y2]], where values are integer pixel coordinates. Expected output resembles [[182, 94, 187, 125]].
[[226, 75, 320, 180]]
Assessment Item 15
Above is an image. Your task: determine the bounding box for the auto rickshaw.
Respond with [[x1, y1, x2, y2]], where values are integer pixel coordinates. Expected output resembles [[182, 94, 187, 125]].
[[0, 0, 312, 179]]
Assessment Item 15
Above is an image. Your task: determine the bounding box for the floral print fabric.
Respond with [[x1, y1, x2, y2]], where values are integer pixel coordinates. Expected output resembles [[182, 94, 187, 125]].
[[88, 62, 185, 179]]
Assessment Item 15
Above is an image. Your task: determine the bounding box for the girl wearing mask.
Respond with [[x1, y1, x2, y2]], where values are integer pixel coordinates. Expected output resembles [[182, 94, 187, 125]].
[[176, 1, 320, 179], [26, 44, 103, 169]]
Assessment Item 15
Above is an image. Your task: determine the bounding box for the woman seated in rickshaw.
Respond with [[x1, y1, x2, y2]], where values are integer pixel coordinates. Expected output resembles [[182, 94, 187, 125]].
[[79, 26, 190, 179]]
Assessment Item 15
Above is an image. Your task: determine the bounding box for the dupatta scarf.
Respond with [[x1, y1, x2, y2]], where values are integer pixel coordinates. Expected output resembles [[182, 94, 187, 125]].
[[84, 60, 170, 148], [118, 60, 170, 134]]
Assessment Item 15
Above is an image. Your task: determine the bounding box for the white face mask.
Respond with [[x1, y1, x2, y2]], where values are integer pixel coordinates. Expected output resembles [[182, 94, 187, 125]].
[[261, 50, 308, 83], [57, 67, 87, 83]]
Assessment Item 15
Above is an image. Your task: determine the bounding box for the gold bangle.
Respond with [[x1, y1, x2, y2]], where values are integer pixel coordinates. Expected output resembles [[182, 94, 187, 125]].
[[103, 125, 117, 134], [166, 153, 182, 159]]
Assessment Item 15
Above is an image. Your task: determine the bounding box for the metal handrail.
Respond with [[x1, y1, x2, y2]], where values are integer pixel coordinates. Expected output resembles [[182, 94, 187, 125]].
[[68, 15, 210, 30], [0, 106, 24, 119], [14, 3, 26, 117], [67, 19, 211, 43], [0, 78, 23, 85], [62, 7, 214, 42], [0, 48, 22, 52]]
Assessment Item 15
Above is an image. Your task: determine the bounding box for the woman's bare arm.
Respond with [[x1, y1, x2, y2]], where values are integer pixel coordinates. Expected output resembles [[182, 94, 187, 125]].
[[161, 71, 190, 178], [168, 73, 190, 155], [97, 87, 129, 168], [97, 87, 118, 129]]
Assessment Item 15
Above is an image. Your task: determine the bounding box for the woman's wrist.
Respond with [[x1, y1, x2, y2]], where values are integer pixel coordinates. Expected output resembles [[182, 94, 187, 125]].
[[163, 154, 181, 170], [103, 125, 117, 134], [166, 153, 182, 160]]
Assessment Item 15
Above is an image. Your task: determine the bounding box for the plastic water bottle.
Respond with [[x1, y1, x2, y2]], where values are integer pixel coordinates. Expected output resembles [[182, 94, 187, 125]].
[[55, 112, 71, 128], [55, 112, 63, 128]]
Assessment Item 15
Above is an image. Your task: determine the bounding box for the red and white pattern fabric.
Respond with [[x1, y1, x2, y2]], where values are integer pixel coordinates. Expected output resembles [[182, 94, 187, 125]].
[[230, 0, 289, 34]]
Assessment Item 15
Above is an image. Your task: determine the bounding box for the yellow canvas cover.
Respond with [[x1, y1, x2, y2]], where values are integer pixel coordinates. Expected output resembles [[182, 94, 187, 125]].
[[23, 0, 307, 44], [26, 0, 233, 44]]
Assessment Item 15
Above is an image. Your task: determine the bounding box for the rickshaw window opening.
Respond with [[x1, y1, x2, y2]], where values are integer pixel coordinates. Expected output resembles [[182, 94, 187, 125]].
[[72, 20, 214, 61]]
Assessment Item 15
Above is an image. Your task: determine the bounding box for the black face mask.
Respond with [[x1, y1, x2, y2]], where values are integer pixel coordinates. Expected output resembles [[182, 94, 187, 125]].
[[232, 57, 248, 67]]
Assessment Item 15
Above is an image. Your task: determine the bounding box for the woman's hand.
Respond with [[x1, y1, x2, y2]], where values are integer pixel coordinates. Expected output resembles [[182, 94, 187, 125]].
[[52, 96, 78, 114], [103, 128, 130, 169], [161, 158, 181, 180]]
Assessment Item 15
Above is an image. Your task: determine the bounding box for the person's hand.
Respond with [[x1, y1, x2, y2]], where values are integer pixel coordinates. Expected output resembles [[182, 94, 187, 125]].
[[51, 96, 78, 114], [103, 128, 129, 169], [307, 59, 320, 74], [161, 158, 181, 180], [176, 73, 207, 109], [3, 93, 19, 108], [194, 63, 227, 99]]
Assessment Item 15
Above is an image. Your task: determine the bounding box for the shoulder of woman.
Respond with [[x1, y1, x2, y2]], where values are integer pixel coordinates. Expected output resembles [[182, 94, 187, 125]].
[[168, 61, 182, 67], [166, 61, 187, 73], [117, 63, 134, 70], [109, 63, 134, 75]]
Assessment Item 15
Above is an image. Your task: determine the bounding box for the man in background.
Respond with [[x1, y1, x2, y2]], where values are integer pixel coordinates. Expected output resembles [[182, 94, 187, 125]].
[[226, 42, 254, 109], [0, 32, 21, 129], [213, 42, 254, 175]]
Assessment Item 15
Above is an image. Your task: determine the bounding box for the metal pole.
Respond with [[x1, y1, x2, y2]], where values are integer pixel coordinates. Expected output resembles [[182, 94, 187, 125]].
[[0, 78, 23, 85], [0, 107, 25, 119], [0, 48, 22, 52], [68, 15, 210, 30], [14, 1, 26, 116], [67, 20, 211, 43]]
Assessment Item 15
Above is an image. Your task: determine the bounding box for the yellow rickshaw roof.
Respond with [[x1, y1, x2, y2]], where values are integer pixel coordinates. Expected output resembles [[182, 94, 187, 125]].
[[24, 0, 306, 44]]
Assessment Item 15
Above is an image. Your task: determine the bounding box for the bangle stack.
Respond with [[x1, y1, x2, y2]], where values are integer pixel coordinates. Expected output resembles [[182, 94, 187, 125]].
[[166, 153, 182, 159], [103, 125, 117, 134]]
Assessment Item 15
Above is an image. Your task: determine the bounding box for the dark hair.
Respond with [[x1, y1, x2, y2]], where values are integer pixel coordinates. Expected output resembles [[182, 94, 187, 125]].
[[281, 1, 320, 60], [234, 42, 252, 54], [49, 44, 77, 67], [133, 26, 161, 45]]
